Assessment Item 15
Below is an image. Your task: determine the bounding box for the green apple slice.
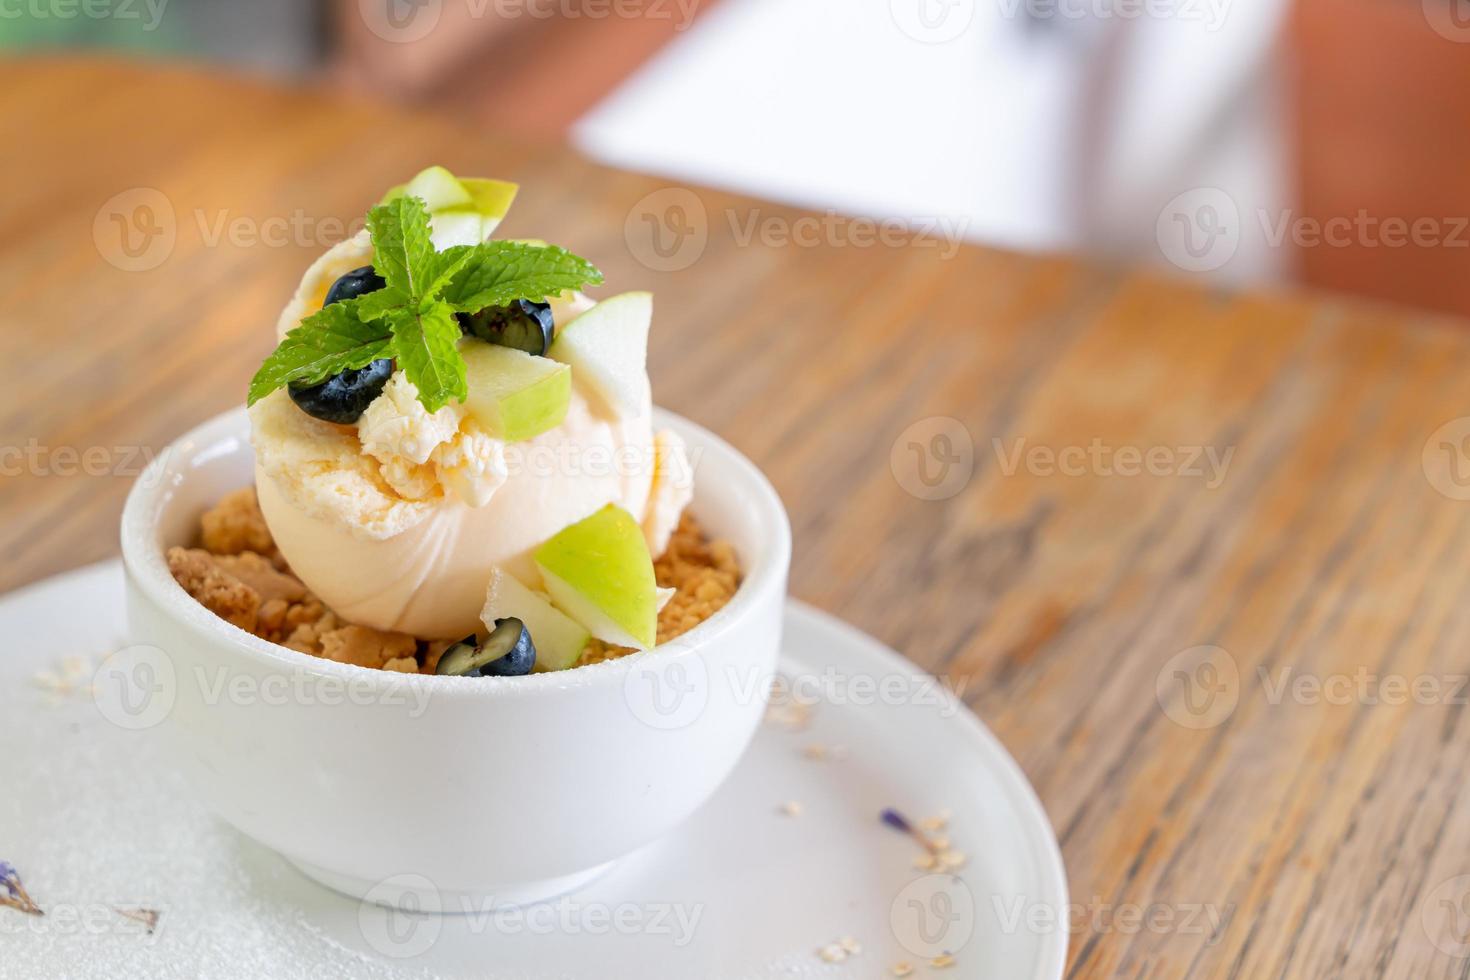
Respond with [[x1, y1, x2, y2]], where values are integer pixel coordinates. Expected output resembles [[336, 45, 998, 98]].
[[427, 209, 483, 250], [461, 343, 571, 441], [534, 504, 658, 650], [481, 567, 591, 672], [405, 165, 474, 210], [461, 178, 518, 237], [547, 292, 653, 420], [380, 168, 520, 247], [435, 178, 520, 246]]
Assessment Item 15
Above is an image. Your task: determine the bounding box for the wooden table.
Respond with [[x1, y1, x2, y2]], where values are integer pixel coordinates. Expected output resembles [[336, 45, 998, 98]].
[[8, 58, 1470, 978]]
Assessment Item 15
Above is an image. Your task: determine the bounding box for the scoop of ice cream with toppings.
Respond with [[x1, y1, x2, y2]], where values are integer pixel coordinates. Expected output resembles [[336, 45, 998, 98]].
[[246, 167, 694, 670]]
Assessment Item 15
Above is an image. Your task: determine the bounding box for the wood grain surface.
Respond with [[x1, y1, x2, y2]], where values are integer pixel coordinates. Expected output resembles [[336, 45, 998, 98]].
[[7, 57, 1470, 979]]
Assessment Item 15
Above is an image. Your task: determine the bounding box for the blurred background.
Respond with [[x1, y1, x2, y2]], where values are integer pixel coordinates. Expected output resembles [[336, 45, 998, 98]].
[[4, 0, 1469, 315]]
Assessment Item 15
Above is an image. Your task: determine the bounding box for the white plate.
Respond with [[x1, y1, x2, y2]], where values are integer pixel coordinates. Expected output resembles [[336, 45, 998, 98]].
[[0, 562, 1067, 979]]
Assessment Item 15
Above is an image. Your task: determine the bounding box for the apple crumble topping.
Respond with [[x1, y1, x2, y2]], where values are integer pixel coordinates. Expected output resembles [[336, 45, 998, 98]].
[[168, 488, 740, 673], [199, 487, 279, 560]]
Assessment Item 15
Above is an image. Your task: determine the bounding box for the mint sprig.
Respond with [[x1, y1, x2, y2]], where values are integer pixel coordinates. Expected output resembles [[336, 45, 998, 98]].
[[247, 193, 603, 414]]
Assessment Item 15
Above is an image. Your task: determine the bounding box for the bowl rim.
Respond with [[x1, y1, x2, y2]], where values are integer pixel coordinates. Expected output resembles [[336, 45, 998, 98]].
[[120, 405, 791, 700]]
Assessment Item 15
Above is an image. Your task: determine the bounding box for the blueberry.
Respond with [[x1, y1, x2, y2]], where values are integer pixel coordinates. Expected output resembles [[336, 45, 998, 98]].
[[288, 359, 393, 424], [458, 300, 554, 356], [324, 266, 387, 307], [434, 619, 537, 677]]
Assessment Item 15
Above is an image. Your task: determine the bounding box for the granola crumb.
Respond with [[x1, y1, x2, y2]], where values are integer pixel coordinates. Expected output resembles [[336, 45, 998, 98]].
[[817, 944, 848, 964], [577, 512, 740, 666], [167, 546, 261, 632], [763, 680, 815, 731], [199, 487, 276, 559], [256, 597, 289, 639], [383, 656, 420, 674], [930, 953, 956, 969], [214, 551, 306, 604], [319, 625, 417, 670], [778, 801, 804, 817], [32, 654, 97, 702], [892, 963, 915, 978], [816, 937, 861, 964], [422, 639, 453, 675]]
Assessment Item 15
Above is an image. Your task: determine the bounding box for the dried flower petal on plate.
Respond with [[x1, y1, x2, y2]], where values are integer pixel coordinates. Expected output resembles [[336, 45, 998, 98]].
[[881, 807, 915, 835], [114, 907, 161, 934], [0, 862, 43, 916], [881, 807, 943, 856]]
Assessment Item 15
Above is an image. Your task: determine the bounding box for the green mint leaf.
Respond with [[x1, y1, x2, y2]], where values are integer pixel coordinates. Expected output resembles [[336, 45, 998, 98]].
[[354, 285, 411, 322], [367, 196, 436, 298], [440, 242, 603, 312], [387, 302, 465, 413], [426, 244, 474, 298], [247, 302, 393, 405]]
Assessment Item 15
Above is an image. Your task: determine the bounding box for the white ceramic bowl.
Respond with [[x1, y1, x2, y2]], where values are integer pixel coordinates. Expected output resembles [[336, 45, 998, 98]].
[[121, 407, 790, 910]]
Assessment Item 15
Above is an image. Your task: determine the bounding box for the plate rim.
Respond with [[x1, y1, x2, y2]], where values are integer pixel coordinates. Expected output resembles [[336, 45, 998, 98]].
[[5, 562, 1068, 979], [783, 598, 1070, 980]]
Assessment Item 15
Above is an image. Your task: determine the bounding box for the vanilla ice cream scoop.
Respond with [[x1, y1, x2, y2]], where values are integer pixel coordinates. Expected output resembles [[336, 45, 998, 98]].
[[252, 388, 657, 638], [250, 234, 690, 639]]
